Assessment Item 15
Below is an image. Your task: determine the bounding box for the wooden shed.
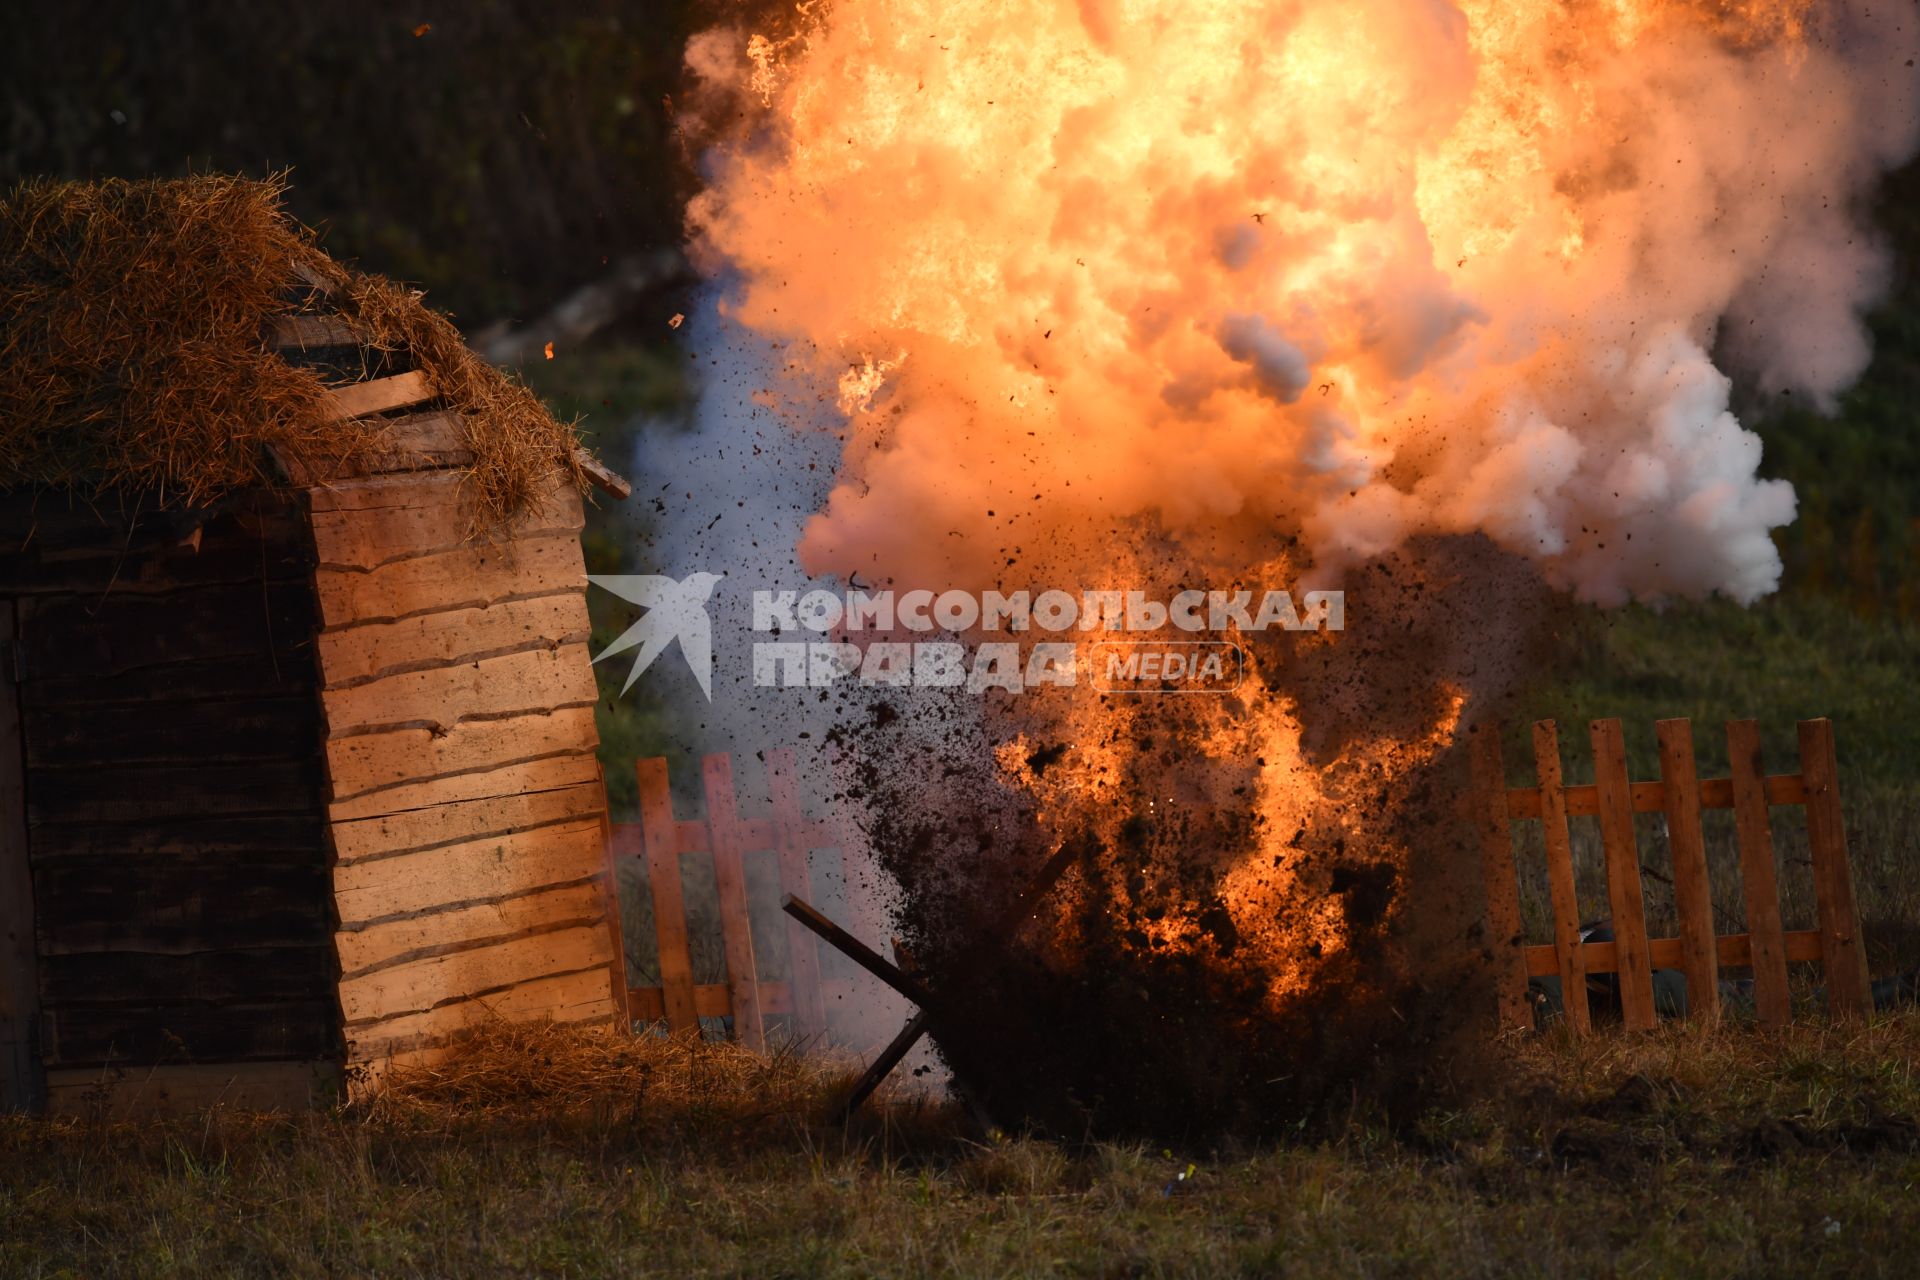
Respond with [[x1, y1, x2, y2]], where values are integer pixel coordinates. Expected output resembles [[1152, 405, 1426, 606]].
[[0, 178, 629, 1114]]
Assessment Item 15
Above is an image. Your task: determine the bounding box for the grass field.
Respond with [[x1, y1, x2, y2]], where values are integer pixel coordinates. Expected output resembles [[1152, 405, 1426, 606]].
[[5, 1019, 1920, 1278]]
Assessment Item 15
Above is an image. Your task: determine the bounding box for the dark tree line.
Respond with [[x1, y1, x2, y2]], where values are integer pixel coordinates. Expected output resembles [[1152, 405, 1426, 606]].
[[2, 1, 712, 323]]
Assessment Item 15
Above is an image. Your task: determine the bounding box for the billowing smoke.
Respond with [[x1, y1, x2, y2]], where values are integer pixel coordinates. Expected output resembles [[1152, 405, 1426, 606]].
[[684, 0, 1918, 606], [666, 0, 1920, 1134]]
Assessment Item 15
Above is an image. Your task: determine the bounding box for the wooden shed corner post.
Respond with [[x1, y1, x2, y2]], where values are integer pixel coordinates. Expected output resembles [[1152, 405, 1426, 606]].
[[310, 471, 622, 1073], [1799, 718, 1871, 1017], [0, 600, 44, 1111]]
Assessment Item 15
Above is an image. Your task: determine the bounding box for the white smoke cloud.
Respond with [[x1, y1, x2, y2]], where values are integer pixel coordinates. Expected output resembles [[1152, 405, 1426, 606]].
[[680, 0, 1919, 606]]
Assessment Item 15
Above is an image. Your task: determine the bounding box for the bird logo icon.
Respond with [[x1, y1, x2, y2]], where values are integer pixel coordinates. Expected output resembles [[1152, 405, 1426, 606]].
[[587, 572, 723, 700]]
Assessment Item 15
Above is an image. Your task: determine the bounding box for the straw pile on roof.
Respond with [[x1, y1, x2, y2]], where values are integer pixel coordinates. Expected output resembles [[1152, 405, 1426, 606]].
[[0, 174, 585, 522]]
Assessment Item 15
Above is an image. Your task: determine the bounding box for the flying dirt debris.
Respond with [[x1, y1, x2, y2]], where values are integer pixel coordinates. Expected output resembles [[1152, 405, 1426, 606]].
[[677, 0, 1920, 1138]]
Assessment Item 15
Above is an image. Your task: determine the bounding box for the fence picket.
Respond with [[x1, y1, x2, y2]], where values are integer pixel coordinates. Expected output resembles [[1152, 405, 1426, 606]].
[[702, 753, 767, 1050], [1533, 721, 1590, 1034], [1469, 728, 1529, 1032], [636, 758, 698, 1032], [1726, 721, 1792, 1028], [1799, 719, 1871, 1017], [1654, 720, 1719, 1022], [767, 748, 828, 1040], [1591, 719, 1657, 1030]]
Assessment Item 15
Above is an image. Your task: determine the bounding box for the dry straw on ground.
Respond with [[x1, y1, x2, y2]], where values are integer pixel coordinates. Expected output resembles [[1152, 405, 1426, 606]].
[[0, 174, 584, 525], [366, 1020, 845, 1131]]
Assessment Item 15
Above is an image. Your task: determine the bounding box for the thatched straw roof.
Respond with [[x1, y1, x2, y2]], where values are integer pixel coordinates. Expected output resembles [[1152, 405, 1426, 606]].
[[0, 174, 590, 525]]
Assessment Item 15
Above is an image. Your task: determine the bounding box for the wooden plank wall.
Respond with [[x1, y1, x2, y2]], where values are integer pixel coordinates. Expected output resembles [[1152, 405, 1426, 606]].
[[0, 602, 42, 1110], [309, 471, 622, 1075], [0, 495, 340, 1089]]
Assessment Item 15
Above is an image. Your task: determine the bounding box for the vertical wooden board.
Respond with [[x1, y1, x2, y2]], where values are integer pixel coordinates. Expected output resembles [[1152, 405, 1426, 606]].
[[1591, 719, 1657, 1030], [1468, 727, 1529, 1032], [1727, 720, 1792, 1029], [767, 747, 827, 1040], [594, 764, 631, 1027], [1533, 721, 1589, 1034], [829, 748, 888, 948], [637, 758, 698, 1033], [0, 601, 42, 1111], [1799, 719, 1871, 1017], [702, 754, 766, 1052], [1655, 719, 1719, 1022]]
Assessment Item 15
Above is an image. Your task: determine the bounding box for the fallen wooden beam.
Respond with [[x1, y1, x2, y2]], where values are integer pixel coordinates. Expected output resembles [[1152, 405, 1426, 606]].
[[329, 371, 434, 421], [779, 839, 1085, 1121], [573, 448, 632, 500], [781, 895, 931, 1009], [840, 1011, 931, 1119]]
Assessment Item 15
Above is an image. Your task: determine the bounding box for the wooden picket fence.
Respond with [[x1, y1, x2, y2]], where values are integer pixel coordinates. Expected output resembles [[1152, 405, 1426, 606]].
[[1471, 716, 1869, 1033], [603, 748, 885, 1051]]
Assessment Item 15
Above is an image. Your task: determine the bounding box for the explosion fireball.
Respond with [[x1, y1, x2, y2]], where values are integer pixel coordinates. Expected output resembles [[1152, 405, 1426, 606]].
[[681, 0, 1919, 1134]]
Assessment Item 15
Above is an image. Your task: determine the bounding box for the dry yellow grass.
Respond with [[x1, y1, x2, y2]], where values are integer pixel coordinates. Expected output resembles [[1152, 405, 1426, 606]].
[[8, 1016, 1920, 1276]]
